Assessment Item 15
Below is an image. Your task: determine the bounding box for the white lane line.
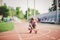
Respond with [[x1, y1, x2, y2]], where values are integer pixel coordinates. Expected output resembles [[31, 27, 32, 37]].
[[14, 23, 23, 40]]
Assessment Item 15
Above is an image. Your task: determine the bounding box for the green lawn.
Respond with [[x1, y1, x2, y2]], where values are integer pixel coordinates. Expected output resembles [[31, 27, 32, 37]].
[[0, 22, 14, 32]]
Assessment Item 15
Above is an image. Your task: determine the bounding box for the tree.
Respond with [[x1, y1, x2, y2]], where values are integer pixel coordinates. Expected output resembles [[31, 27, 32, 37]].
[[24, 8, 31, 19], [0, 3, 9, 21], [24, 8, 40, 19], [31, 9, 40, 15], [0, 4, 9, 17], [19, 10, 24, 19], [16, 7, 20, 15], [49, 7, 53, 12], [27, 8, 31, 16], [35, 10, 40, 15], [8, 7, 15, 16], [15, 7, 24, 19], [31, 9, 34, 15], [49, 0, 60, 12], [24, 11, 27, 19]]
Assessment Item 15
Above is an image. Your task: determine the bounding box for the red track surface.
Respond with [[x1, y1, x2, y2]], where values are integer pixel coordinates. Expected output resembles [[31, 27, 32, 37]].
[[0, 22, 60, 40]]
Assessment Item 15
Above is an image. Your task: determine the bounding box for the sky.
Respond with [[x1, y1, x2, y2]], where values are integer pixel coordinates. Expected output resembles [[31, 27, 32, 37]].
[[3, 0, 53, 14]]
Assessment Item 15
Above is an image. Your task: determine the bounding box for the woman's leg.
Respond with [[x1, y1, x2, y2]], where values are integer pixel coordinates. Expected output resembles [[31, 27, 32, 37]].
[[33, 28, 37, 34], [35, 30, 37, 34]]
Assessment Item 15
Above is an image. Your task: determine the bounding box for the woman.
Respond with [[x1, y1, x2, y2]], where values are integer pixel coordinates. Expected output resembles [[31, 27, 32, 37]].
[[29, 18, 38, 34]]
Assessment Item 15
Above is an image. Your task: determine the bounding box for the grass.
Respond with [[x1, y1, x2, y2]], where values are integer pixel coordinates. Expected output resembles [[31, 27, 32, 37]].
[[0, 22, 14, 32]]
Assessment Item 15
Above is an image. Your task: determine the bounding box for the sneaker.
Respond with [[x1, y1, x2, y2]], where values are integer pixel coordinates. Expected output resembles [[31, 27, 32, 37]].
[[35, 31, 37, 34]]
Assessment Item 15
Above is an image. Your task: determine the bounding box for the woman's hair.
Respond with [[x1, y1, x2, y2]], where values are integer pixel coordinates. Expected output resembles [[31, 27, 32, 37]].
[[31, 18, 34, 20], [30, 18, 35, 23]]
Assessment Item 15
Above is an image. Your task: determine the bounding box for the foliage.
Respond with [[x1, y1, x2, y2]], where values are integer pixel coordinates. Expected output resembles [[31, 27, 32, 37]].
[[49, 0, 60, 12], [8, 7, 15, 16], [19, 10, 24, 19], [27, 8, 31, 16], [35, 10, 40, 15], [24, 8, 31, 19], [0, 3, 9, 17], [49, 8, 53, 12], [15, 7, 24, 19], [16, 7, 20, 15], [24, 11, 27, 19], [31, 9, 34, 15], [24, 8, 40, 19], [31, 9, 40, 15]]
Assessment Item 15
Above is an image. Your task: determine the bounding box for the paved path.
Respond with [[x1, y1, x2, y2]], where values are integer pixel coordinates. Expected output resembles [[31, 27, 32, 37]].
[[15, 22, 60, 40]]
